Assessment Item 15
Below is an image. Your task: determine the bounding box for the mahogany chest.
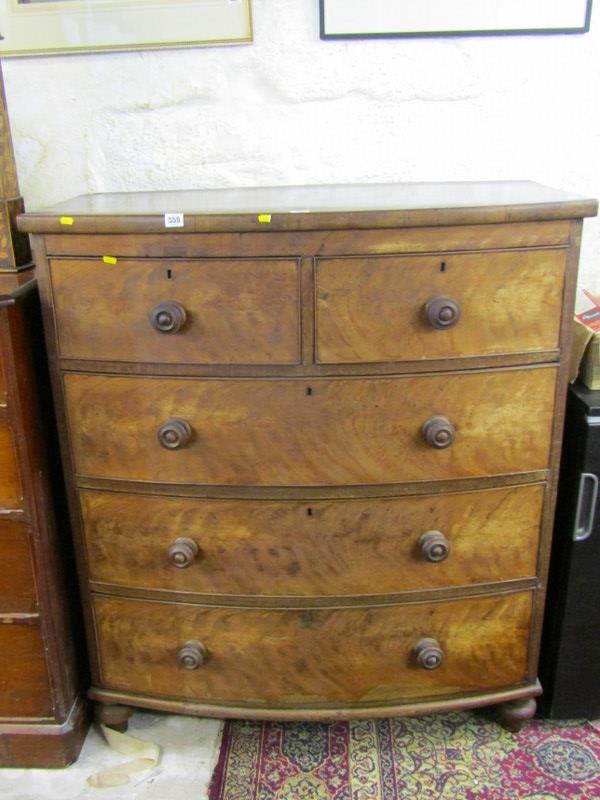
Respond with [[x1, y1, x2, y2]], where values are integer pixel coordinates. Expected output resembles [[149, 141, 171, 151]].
[[19, 181, 598, 731], [0, 280, 86, 767]]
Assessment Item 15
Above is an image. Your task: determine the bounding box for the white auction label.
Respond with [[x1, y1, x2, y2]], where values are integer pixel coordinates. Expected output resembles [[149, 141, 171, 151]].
[[164, 213, 184, 228]]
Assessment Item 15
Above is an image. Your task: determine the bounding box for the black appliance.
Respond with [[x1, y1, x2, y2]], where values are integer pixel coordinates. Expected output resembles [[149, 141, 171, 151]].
[[540, 381, 600, 719]]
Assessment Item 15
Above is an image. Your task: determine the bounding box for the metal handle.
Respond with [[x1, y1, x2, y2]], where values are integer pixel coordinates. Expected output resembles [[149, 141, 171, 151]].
[[573, 472, 598, 541]]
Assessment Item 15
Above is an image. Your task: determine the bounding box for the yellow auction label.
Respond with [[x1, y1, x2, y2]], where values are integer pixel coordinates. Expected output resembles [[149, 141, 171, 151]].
[[257, 214, 272, 223], [59, 216, 74, 226], [102, 256, 118, 264]]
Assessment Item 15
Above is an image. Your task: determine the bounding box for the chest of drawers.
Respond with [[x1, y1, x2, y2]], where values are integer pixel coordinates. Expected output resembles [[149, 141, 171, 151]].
[[0, 281, 87, 766], [19, 181, 597, 731]]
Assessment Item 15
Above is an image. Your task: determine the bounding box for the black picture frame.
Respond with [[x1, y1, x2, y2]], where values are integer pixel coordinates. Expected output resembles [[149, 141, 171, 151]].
[[319, 0, 593, 40]]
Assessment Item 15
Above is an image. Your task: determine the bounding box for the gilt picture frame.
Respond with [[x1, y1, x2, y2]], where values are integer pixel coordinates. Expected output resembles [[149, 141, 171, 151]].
[[0, 0, 253, 57], [320, 0, 593, 40]]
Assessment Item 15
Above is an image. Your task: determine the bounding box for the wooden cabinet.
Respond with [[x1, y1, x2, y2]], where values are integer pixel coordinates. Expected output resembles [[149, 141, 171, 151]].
[[0, 282, 87, 767], [19, 181, 597, 731]]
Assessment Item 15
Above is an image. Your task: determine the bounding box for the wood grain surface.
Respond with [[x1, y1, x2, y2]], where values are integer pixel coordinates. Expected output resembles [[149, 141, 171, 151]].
[[0, 420, 21, 505], [17, 181, 598, 235], [40, 221, 572, 260], [316, 248, 566, 363], [93, 591, 533, 707], [81, 484, 544, 597], [0, 351, 5, 400], [50, 258, 301, 365], [64, 368, 557, 486], [0, 520, 36, 613], [0, 624, 52, 717]]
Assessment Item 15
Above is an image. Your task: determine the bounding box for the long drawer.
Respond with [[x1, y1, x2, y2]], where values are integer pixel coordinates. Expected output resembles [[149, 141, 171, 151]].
[[49, 258, 301, 365], [64, 368, 556, 486], [93, 592, 533, 707], [82, 485, 543, 597], [316, 248, 566, 363]]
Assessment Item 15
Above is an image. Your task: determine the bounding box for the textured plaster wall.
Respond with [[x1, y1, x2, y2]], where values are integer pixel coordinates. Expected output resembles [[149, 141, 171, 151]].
[[3, 1, 600, 286]]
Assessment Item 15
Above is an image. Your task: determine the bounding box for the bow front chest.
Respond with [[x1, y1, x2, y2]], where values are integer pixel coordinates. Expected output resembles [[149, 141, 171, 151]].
[[19, 182, 598, 730]]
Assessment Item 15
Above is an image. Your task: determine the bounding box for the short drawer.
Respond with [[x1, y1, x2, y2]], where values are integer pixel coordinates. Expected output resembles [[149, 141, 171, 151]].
[[49, 258, 301, 364], [81, 484, 543, 597], [316, 249, 566, 363], [0, 520, 36, 613], [65, 368, 556, 486], [93, 592, 533, 707], [0, 623, 52, 718], [0, 421, 22, 506]]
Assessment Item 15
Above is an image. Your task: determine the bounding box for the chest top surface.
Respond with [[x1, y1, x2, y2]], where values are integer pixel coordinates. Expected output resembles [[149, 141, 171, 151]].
[[17, 181, 598, 235]]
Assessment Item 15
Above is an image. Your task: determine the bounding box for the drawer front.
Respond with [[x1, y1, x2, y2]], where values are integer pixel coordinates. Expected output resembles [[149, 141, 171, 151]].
[[0, 421, 22, 505], [0, 352, 6, 402], [93, 592, 533, 707], [316, 249, 566, 363], [0, 520, 36, 613], [50, 258, 301, 364], [82, 485, 543, 597], [0, 624, 52, 717], [65, 368, 556, 486]]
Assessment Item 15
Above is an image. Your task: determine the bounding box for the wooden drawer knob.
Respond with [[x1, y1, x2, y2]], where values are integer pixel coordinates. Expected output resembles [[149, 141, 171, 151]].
[[415, 637, 444, 670], [158, 418, 192, 449], [168, 537, 199, 568], [149, 301, 187, 334], [178, 640, 207, 670], [424, 297, 461, 329], [419, 530, 450, 562], [422, 415, 456, 449]]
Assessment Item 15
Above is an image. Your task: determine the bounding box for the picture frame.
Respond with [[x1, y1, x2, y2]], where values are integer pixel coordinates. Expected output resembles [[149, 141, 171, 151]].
[[320, 0, 593, 40], [0, 0, 253, 57]]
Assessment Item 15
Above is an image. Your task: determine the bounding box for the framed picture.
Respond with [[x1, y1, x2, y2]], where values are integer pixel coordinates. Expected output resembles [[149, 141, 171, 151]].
[[0, 0, 253, 57], [320, 0, 593, 40]]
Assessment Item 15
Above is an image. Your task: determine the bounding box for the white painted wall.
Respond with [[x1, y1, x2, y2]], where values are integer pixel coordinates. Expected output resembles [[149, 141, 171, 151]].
[[3, 1, 599, 286]]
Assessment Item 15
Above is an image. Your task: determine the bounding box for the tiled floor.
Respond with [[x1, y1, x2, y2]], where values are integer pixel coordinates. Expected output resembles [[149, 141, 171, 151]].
[[0, 711, 223, 800]]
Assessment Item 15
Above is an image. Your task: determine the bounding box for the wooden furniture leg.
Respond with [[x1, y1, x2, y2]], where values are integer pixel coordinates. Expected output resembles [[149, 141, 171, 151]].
[[94, 702, 134, 733], [496, 697, 537, 732]]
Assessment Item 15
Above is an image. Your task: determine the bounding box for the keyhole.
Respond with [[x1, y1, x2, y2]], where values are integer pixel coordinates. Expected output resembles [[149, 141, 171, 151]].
[[166, 269, 173, 280], [439, 262, 446, 273], [305, 387, 313, 396], [307, 508, 313, 516]]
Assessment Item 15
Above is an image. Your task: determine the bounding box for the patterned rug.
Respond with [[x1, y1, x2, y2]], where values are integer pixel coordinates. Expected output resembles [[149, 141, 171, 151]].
[[208, 713, 600, 799]]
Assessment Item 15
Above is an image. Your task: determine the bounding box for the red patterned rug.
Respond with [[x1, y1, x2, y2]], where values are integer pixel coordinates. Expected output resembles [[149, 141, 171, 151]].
[[208, 713, 600, 799]]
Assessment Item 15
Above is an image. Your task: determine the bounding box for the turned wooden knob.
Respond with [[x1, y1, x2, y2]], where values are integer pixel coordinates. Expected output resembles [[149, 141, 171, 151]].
[[422, 415, 456, 449], [419, 530, 450, 562], [149, 301, 187, 334], [178, 640, 207, 670], [157, 418, 192, 449], [415, 637, 444, 670], [168, 537, 199, 568], [424, 297, 461, 330]]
